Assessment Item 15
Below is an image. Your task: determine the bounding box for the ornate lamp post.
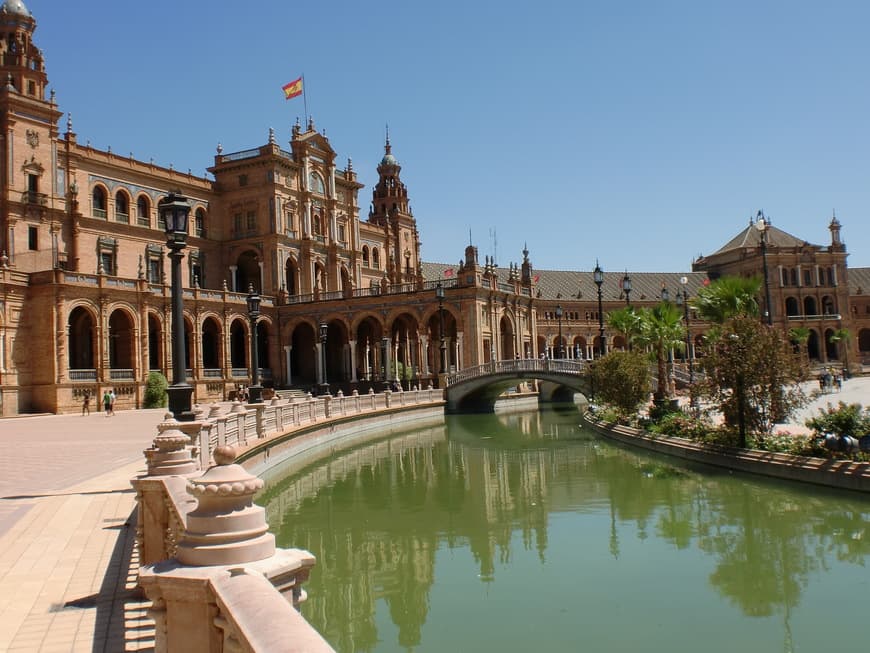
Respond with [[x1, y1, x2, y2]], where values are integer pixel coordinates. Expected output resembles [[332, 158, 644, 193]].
[[622, 272, 632, 306], [555, 304, 564, 359], [436, 282, 447, 375], [246, 285, 263, 403], [593, 262, 605, 358], [756, 212, 773, 326], [160, 192, 194, 421], [319, 322, 329, 394], [676, 276, 694, 385]]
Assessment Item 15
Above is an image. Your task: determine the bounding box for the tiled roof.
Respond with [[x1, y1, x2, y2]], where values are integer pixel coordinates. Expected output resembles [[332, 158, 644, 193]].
[[711, 223, 810, 256], [848, 268, 870, 296]]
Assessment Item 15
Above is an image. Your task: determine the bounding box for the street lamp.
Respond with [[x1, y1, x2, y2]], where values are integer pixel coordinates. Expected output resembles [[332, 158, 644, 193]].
[[676, 276, 694, 386], [756, 212, 773, 326], [593, 262, 605, 358], [555, 304, 564, 359], [246, 285, 263, 403], [381, 336, 389, 383], [160, 191, 194, 421], [436, 282, 447, 375], [319, 322, 329, 394], [623, 272, 632, 306], [661, 285, 670, 303]]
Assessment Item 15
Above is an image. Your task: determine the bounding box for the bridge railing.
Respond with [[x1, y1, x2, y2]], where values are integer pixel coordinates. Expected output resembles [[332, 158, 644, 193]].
[[445, 358, 586, 386]]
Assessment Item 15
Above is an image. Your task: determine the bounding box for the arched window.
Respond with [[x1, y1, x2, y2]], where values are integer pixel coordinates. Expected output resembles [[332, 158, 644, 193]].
[[195, 208, 206, 238], [313, 213, 322, 236], [92, 186, 107, 218], [372, 248, 380, 270], [790, 268, 798, 286], [309, 172, 325, 195], [114, 190, 129, 223], [780, 268, 788, 286], [785, 297, 799, 316], [137, 195, 150, 227], [804, 296, 817, 316], [362, 246, 370, 267], [821, 295, 836, 315]]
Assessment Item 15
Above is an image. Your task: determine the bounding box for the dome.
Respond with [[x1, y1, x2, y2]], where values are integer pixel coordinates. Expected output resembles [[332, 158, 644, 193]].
[[0, 0, 30, 16], [380, 153, 397, 166]]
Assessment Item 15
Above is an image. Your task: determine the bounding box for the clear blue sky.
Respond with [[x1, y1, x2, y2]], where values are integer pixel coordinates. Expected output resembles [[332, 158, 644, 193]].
[[35, 0, 870, 273]]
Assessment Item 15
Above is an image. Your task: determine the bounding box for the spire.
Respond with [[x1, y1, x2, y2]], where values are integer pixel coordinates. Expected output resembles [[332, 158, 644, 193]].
[[385, 123, 391, 154]]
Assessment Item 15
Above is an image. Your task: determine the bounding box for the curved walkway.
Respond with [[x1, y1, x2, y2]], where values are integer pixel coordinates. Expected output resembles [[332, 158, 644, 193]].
[[0, 408, 168, 652]]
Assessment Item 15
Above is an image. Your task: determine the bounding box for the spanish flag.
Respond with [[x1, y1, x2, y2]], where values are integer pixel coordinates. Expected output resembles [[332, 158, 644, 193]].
[[282, 77, 303, 100]]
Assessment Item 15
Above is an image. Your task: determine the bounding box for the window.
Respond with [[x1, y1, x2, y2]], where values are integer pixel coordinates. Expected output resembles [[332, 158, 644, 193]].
[[239, 174, 248, 187], [137, 196, 150, 227], [92, 186, 107, 219], [338, 224, 346, 244], [195, 208, 206, 237], [148, 258, 162, 283], [157, 197, 167, 230], [804, 270, 812, 286], [246, 211, 256, 232], [372, 248, 380, 270], [100, 252, 114, 275], [115, 191, 129, 223], [309, 172, 325, 195], [362, 246, 370, 267], [28, 226, 37, 250], [233, 213, 242, 234]]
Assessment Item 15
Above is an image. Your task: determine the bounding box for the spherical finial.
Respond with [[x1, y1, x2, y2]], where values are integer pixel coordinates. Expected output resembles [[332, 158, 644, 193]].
[[213, 445, 237, 465]]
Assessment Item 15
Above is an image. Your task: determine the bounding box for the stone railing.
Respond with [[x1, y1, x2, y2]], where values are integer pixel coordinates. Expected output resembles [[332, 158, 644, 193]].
[[133, 386, 443, 652]]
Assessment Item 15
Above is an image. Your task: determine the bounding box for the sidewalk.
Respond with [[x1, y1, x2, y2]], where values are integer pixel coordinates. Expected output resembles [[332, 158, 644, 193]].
[[0, 408, 167, 652]]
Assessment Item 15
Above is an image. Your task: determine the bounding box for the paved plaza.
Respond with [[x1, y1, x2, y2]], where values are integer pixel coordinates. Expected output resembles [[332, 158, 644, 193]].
[[0, 381, 867, 651]]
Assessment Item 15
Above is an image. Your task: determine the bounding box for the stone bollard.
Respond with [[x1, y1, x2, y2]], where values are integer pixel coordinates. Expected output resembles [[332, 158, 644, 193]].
[[230, 399, 246, 414], [208, 402, 222, 419]]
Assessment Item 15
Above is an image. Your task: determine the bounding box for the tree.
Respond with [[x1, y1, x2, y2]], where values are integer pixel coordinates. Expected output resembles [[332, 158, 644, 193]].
[[607, 306, 642, 350], [635, 302, 685, 400], [693, 276, 762, 324], [828, 328, 851, 374], [588, 350, 651, 417], [698, 317, 806, 447], [143, 371, 168, 408], [788, 326, 811, 370]]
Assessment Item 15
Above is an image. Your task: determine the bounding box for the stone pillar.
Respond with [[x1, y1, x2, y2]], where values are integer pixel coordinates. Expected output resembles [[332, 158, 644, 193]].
[[349, 339, 358, 382], [229, 265, 237, 292], [284, 345, 292, 386]]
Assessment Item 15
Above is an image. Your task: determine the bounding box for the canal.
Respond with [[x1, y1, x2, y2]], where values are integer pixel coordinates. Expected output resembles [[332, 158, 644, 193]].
[[258, 405, 869, 652]]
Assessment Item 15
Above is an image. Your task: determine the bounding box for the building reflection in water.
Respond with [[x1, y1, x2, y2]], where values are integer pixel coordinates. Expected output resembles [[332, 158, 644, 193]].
[[258, 408, 870, 653]]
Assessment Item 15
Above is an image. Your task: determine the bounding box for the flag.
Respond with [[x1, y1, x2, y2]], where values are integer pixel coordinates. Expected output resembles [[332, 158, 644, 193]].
[[533, 274, 540, 283], [702, 278, 711, 286], [282, 77, 303, 100], [444, 268, 454, 277]]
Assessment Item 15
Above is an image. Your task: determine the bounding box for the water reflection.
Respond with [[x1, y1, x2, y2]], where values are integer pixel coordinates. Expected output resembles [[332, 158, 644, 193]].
[[259, 407, 870, 653]]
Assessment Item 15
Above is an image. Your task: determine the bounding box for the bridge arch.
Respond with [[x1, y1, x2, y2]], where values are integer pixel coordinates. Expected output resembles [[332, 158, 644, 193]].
[[444, 359, 590, 413]]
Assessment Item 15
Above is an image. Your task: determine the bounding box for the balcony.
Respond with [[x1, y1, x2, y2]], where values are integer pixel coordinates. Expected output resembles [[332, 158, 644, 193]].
[[787, 314, 842, 321], [69, 369, 97, 382], [109, 369, 135, 382], [21, 190, 48, 206]]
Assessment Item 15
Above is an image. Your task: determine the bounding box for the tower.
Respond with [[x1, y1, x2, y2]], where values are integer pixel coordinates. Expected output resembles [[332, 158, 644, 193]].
[[368, 132, 420, 284]]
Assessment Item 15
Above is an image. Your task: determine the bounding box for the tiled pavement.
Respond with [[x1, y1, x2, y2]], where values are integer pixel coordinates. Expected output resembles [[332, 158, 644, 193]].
[[0, 409, 167, 652]]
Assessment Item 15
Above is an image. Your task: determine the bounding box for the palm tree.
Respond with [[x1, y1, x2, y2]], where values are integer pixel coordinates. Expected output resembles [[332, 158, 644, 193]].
[[828, 328, 852, 375], [636, 302, 685, 400], [788, 326, 811, 369], [606, 306, 642, 351], [693, 276, 762, 324]]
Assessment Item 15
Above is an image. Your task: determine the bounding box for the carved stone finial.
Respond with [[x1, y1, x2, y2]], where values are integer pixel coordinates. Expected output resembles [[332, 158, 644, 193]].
[[145, 415, 198, 476], [269, 127, 275, 144], [217, 142, 223, 155]]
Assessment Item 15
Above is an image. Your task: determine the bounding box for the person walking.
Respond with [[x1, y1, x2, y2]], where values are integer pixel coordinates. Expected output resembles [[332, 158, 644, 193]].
[[81, 391, 91, 416], [102, 389, 111, 416], [108, 389, 116, 415]]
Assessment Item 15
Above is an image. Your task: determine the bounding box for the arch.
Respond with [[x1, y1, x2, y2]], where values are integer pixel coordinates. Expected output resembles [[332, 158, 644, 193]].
[[425, 307, 457, 375], [821, 295, 836, 315], [612, 335, 627, 351], [201, 316, 222, 370], [195, 207, 207, 238], [355, 316, 385, 381], [500, 315, 515, 360], [824, 328, 838, 361], [108, 308, 135, 370], [309, 172, 325, 195], [362, 245, 370, 267], [372, 248, 380, 270], [572, 335, 587, 359], [389, 313, 420, 386], [255, 319, 270, 372], [147, 312, 162, 371], [803, 296, 817, 316], [536, 335, 546, 359], [290, 321, 318, 387], [230, 318, 248, 369], [68, 306, 96, 371], [136, 194, 151, 227], [114, 189, 130, 223], [236, 250, 261, 293], [92, 185, 107, 218], [284, 257, 298, 295], [314, 260, 327, 292], [858, 329, 870, 357], [322, 319, 349, 385], [785, 296, 799, 317], [807, 329, 821, 361]]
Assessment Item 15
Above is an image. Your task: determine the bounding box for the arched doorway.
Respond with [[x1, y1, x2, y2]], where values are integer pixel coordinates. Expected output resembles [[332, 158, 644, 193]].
[[355, 316, 383, 381], [807, 329, 821, 361], [108, 309, 135, 372], [499, 315, 515, 360], [290, 322, 317, 387], [236, 251, 260, 293], [323, 320, 348, 385], [284, 259, 298, 295], [573, 336, 587, 359], [201, 317, 221, 371], [824, 328, 838, 361], [147, 313, 162, 371], [785, 297, 799, 317], [230, 319, 248, 371], [68, 307, 96, 372], [536, 335, 546, 359], [389, 313, 419, 387], [255, 321, 269, 373], [804, 296, 817, 316], [859, 328, 870, 362]]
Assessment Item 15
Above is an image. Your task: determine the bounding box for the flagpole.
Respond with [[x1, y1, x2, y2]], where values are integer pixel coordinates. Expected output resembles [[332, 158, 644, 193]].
[[302, 73, 309, 126]]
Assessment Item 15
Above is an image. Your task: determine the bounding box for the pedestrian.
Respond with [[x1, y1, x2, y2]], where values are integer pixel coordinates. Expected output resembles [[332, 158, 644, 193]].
[[82, 390, 90, 416], [835, 374, 843, 392], [109, 389, 116, 415], [103, 389, 111, 415]]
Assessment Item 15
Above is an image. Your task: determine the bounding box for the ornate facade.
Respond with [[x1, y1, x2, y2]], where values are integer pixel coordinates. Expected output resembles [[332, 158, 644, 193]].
[[0, 1, 867, 415]]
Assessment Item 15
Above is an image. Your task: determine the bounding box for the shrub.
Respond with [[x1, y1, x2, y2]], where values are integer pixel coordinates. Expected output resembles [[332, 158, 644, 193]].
[[647, 411, 712, 441], [143, 371, 168, 408], [805, 402, 870, 438], [588, 350, 651, 417]]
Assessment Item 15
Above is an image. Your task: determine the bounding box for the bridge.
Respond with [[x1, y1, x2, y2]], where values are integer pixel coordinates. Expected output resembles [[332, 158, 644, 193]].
[[444, 359, 590, 413]]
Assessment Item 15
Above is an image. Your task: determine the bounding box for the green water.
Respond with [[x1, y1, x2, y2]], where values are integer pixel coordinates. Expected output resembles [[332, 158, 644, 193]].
[[259, 407, 870, 653]]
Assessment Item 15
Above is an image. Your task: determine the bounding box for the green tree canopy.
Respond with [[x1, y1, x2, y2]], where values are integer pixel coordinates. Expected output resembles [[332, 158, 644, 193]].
[[636, 302, 685, 399], [606, 306, 643, 349], [693, 276, 762, 324]]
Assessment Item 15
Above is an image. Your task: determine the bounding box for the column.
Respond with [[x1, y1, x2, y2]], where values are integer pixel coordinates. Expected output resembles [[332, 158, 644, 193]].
[[420, 334, 429, 375], [316, 342, 323, 384], [284, 345, 292, 386], [258, 261, 264, 292], [229, 265, 238, 292], [349, 339, 358, 382]]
